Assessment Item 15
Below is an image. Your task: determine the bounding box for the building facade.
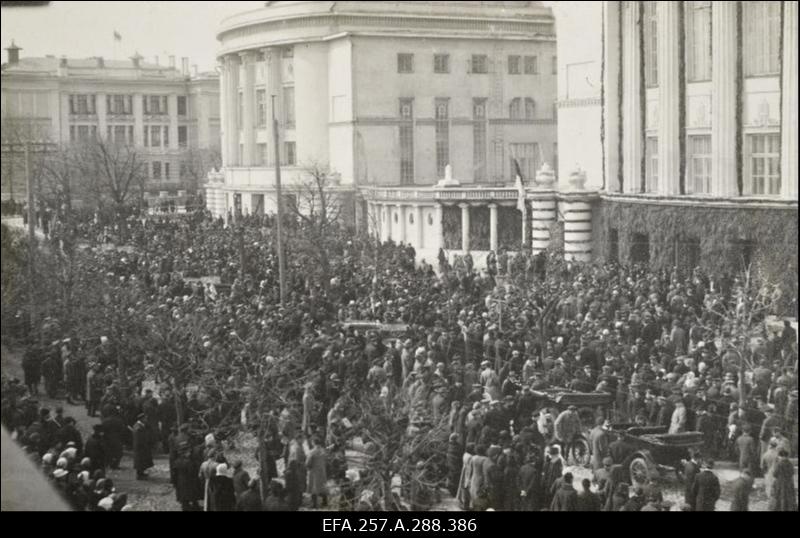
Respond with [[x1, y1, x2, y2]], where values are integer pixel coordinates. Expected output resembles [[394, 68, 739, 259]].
[[1, 44, 220, 205], [208, 1, 559, 265], [554, 1, 797, 286]]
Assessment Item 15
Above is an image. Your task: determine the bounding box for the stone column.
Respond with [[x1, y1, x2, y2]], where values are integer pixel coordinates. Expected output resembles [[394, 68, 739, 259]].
[[414, 204, 424, 250], [622, 1, 641, 194], [657, 1, 680, 195], [520, 202, 528, 250], [380, 204, 390, 243], [434, 204, 444, 253], [460, 203, 470, 252], [531, 197, 557, 254], [561, 198, 593, 262], [604, 1, 622, 192], [97, 92, 107, 141], [218, 59, 228, 166], [133, 94, 144, 147], [782, 1, 798, 200], [240, 52, 256, 166], [712, 2, 740, 197], [396, 204, 406, 244], [488, 203, 498, 252], [168, 94, 179, 150], [225, 55, 241, 166]]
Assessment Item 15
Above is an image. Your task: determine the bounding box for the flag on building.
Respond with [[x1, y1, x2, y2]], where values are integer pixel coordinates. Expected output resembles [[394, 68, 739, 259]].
[[113, 30, 122, 41], [513, 158, 526, 212]]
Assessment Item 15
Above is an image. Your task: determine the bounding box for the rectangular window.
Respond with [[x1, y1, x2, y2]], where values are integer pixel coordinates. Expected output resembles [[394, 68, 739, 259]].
[[646, 136, 658, 192], [178, 126, 188, 148], [434, 98, 450, 177], [256, 143, 267, 166], [256, 89, 267, 127], [509, 98, 522, 119], [399, 98, 414, 184], [108, 95, 132, 115], [687, 135, 712, 194], [163, 126, 169, 148], [73, 94, 95, 115], [525, 98, 536, 120], [473, 98, 487, 182], [434, 54, 450, 74], [151, 126, 161, 148], [152, 161, 162, 180], [177, 96, 187, 116], [508, 55, 521, 75], [164, 162, 171, 180], [180, 161, 189, 178], [397, 53, 414, 74], [284, 87, 295, 128], [143, 126, 149, 147], [551, 55, 557, 75], [492, 140, 505, 182], [644, 2, 658, 87], [685, 1, 712, 81], [128, 125, 134, 144], [524, 55, 538, 75], [77, 125, 90, 141], [284, 141, 296, 166], [113, 125, 126, 145], [747, 133, 780, 195], [609, 228, 619, 264], [509, 143, 540, 182], [743, 1, 781, 76], [471, 54, 488, 74]]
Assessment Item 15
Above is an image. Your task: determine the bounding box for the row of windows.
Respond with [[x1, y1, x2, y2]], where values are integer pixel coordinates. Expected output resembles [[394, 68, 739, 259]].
[[240, 87, 295, 129], [396, 97, 542, 120], [68, 94, 188, 116], [643, 0, 782, 87], [644, 133, 781, 196], [398, 53, 557, 75], [69, 123, 188, 148], [249, 141, 297, 167]]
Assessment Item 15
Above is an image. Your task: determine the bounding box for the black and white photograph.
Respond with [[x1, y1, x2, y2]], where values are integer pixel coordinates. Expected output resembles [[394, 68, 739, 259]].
[[0, 0, 797, 518]]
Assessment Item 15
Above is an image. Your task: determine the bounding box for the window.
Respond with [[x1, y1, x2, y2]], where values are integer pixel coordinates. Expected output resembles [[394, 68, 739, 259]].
[[150, 126, 162, 148], [687, 135, 712, 194], [256, 143, 267, 166], [434, 98, 450, 177], [509, 98, 522, 119], [492, 140, 505, 182], [177, 96, 187, 116], [164, 162, 171, 180], [143, 126, 149, 147], [644, 2, 658, 87], [70, 125, 97, 142], [743, 2, 781, 76], [551, 55, 557, 75], [284, 87, 295, 128], [509, 143, 540, 181], [508, 55, 521, 75], [256, 89, 267, 127], [631, 233, 650, 265], [144, 95, 167, 115], [399, 98, 414, 184], [685, 1, 711, 81], [524, 98, 536, 120], [180, 161, 190, 178], [70, 94, 96, 115], [646, 136, 658, 192], [747, 133, 780, 195], [152, 161, 162, 180], [524, 56, 538, 75], [473, 98, 487, 182], [434, 54, 450, 74], [178, 126, 188, 148], [285, 141, 296, 166], [608, 229, 619, 264], [471, 54, 488, 74], [398, 53, 414, 74], [163, 126, 169, 148], [113, 125, 127, 145], [107, 95, 132, 115]]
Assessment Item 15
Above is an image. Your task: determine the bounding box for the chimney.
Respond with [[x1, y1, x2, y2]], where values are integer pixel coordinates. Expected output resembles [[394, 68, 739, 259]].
[[5, 40, 22, 65], [131, 52, 143, 69], [96, 56, 105, 68], [169, 55, 176, 69], [58, 56, 68, 76], [154, 55, 159, 66], [181, 57, 189, 77], [192, 64, 198, 77]]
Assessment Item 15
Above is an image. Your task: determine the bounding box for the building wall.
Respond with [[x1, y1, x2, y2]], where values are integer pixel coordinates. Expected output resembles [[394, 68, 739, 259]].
[[295, 42, 329, 168]]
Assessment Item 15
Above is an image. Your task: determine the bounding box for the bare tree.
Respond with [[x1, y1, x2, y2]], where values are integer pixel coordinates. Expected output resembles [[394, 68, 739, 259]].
[[179, 146, 222, 196]]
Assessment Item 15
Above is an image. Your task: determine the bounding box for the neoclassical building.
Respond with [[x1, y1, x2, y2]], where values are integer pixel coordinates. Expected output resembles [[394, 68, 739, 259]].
[[207, 0, 568, 266]]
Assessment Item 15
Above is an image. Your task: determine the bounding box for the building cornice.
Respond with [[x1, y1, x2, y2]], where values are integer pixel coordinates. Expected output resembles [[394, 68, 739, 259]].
[[601, 191, 798, 210]]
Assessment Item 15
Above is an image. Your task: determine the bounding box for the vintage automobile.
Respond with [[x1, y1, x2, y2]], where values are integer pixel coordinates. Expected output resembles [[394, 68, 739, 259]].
[[342, 321, 409, 345], [608, 423, 706, 488]]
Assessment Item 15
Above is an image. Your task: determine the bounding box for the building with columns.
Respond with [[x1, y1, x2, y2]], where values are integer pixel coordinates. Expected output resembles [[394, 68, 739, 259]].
[[1, 44, 220, 205], [554, 1, 797, 285], [208, 0, 564, 266]]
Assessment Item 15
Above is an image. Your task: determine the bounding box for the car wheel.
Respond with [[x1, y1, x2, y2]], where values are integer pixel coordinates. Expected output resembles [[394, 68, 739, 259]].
[[629, 456, 651, 488], [570, 437, 592, 467]]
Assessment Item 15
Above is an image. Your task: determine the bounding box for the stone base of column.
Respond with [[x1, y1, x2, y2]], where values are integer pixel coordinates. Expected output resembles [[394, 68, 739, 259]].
[[560, 199, 593, 262], [531, 198, 557, 254]]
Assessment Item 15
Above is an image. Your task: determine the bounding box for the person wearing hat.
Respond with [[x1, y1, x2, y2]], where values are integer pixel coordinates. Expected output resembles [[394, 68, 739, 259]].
[[132, 413, 154, 480], [730, 469, 754, 512], [542, 445, 564, 507], [553, 405, 581, 462], [759, 405, 784, 456], [736, 424, 758, 476], [690, 459, 720, 511], [550, 471, 578, 512], [210, 463, 236, 511], [588, 416, 610, 471], [83, 424, 106, 474]]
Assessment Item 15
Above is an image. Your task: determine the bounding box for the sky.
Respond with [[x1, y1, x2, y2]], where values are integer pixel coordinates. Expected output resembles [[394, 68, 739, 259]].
[[1, 1, 563, 72], [1, 1, 264, 71]]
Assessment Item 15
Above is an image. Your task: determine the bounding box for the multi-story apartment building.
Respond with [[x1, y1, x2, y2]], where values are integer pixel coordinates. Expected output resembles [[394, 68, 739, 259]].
[[207, 1, 558, 265], [1, 42, 220, 204]]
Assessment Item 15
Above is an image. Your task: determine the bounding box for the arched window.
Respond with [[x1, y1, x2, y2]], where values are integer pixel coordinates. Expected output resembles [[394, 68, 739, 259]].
[[524, 98, 536, 120], [509, 98, 522, 119]]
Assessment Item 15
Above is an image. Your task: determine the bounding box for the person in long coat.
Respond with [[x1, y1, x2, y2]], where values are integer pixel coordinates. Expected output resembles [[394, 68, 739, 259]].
[[682, 451, 701, 508], [769, 450, 798, 511], [285, 459, 305, 511], [457, 443, 474, 510], [691, 461, 720, 512], [446, 433, 463, 496], [132, 415, 154, 479], [518, 452, 541, 511], [306, 438, 328, 508], [729, 470, 754, 512], [173, 440, 202, 511], [236, 479, 262, 511], [101, 411, 126, 469], [588, 418, 610, 471], [84, 425, 107, 473], [231, 460, 251, 501], [468, 446, 489, 511], [210, 463, 236, 511], [736, 425, 758, 476], [541, 445, 564, 507], [550, 472, 578, 511]]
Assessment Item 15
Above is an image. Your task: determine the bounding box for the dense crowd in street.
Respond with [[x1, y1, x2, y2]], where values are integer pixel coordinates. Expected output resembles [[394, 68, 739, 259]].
[[1, 208, 798, 512]]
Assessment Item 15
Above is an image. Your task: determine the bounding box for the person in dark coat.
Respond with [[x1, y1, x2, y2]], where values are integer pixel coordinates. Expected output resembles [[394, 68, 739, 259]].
[[550, 472, 578, 511], [769, 450, 798, 511], [84, 425, 107, 473], [691, 460, 721, 512], [541, 445, 563, 507], [210, 463, 236, 511], [518, 451, 541, 511], [57, 417, 83, 455], [101, 411, 126, 469], [132, 415, 154, 479], [236, 478, 262, 511], [22, 347, 42, 396], [173, 432, 202, 511], [729, 470, 754, 512], [446, 433, 463, 496], [231, 460, 251, 502], [576, 478, 601, 511], [284, 459, 305, 511], [736, 424, 758, 476], [682, 451, 701, 508]]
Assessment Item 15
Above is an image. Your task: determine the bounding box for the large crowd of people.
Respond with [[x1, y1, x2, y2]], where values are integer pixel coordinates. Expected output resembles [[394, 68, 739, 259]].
[[1, 207, 797, 512]]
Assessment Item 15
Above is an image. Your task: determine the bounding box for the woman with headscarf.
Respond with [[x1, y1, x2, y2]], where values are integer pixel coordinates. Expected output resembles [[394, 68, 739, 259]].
[[210, 463, 236, 511]]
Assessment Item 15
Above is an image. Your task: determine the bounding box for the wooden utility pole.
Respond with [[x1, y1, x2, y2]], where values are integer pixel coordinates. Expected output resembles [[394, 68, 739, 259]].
[[24, 143, 37, 339], [271, 95, 287, 304]]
